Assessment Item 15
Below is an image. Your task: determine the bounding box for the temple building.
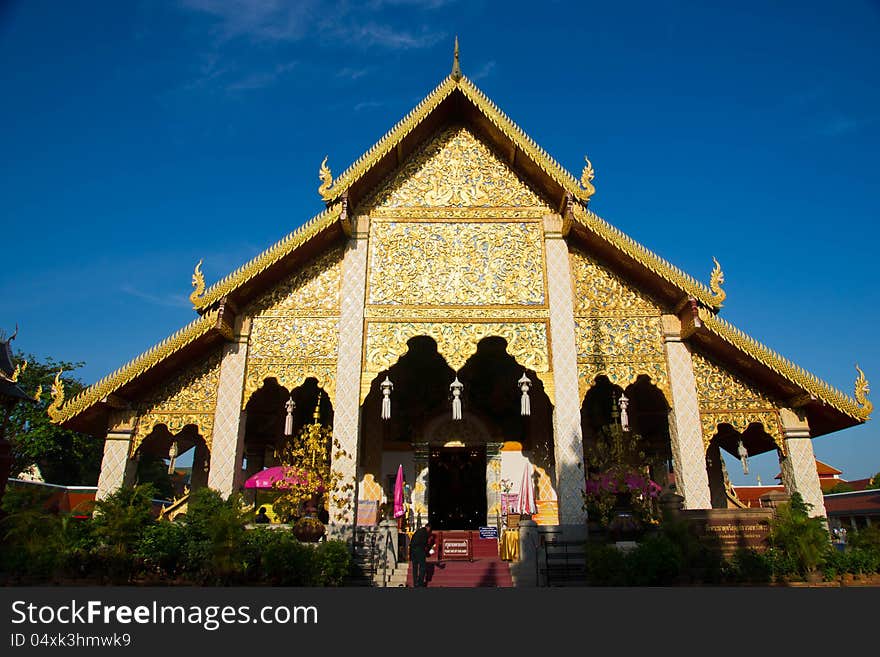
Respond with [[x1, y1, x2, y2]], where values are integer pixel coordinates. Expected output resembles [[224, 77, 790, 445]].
[[49, 49, 872, 541]]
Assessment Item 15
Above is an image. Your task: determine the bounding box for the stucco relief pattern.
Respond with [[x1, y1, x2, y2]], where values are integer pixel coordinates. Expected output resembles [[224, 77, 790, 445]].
[[780, 437, 827, 517], [96, 438, 132, 501], [207, 340, 249, 496]]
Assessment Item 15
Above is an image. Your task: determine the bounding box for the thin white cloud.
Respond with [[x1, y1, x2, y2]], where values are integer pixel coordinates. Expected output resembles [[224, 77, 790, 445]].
[[470, 60, 496, 81], [119, 285, 192, 309]]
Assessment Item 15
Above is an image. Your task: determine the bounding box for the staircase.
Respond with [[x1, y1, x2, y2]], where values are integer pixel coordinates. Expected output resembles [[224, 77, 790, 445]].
[[406, 531, 513, 588]]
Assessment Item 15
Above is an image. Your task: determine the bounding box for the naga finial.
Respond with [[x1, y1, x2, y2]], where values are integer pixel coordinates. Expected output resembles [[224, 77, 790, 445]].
[[451, 36, 462, 81], [11, 359, 27, 383], [318, 156, 334, 201], [189, 259, 206, 308], [33, 385, 42, 402], [855, 364, 873, 418], [710, 257, 726, 307], [47, 369, 65, 422], [580, 156, 596, 201]]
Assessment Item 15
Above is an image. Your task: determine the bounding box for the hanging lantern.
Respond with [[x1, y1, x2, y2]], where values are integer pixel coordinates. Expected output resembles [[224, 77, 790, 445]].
[[737, 439, 750, 475], [284, 395, 295, 436], [313, 391, 323, 426], [518, 372, 532, 416], [450, 376, 464, 420], [167, 441, 179, 475], [618, 393, 630, 432], [380, 376, 393, 420]]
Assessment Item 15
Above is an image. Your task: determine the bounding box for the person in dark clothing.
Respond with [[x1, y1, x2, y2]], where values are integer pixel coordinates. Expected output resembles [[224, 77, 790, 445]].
[[409, 522, 434, 587], [254, 506, 270, 524]]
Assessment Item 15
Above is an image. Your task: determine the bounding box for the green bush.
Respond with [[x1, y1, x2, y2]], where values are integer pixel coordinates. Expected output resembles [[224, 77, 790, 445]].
[[315, 540, 353, 586], [626, 534, 684, 586], [730, 548, 773, 584], [584, 543, 629, 586], [768, 493, 829, 577], [137, 521, 188, 578], [179, 489, 249, 584]]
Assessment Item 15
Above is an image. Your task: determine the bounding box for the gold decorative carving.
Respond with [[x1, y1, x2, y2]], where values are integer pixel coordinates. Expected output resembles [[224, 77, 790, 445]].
[[368, 220, 545, 307], [369, 206, 548, 219], [709, 257, 726, 307], [692, 350, 785, 453], [190, 259, 205, 308], [131, 351, 223, 454], [365, 306, 549, 321], [364, 321, 550, 375], [133, 413, 215, 455], [246, 247, 343, 317], [575, 317, 666, 360], [248, 317, 339, 361], [580, 156, 595, 200], [700, 411, 784, 455], [47, 369, 65, 422], [570, 247, 660, 316], [10, 359, 26, 383], [243, 362, 337, 410], [855, 365, 873, 418], [696, 308, 868, 421], [577, 362, 670, 404], [364, 126, 549, 212], [318, 156, 334, 201]]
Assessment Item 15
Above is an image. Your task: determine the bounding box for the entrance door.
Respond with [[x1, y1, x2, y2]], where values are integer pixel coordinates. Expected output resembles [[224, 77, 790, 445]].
[[428, 445, 487, 530]]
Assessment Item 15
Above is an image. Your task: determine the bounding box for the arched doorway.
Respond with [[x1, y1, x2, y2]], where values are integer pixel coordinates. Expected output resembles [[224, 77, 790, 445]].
[[133, 424, 208, 499], [705, 423, 778, 509], [359, 335, 553, 531]]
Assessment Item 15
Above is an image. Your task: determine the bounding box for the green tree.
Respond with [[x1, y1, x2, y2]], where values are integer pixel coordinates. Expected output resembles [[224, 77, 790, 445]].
[[2, 352, 102, 485], [868, 472, 880, 489]]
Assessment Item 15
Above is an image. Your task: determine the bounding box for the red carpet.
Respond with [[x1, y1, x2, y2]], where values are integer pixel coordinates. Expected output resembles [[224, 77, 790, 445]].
[[406, 531, 514, 588]]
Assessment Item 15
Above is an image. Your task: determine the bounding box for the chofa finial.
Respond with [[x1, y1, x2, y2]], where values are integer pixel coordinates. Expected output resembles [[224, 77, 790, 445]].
[[318, 156, 334, 201], [189, 259, 205, 308], [855, 364, 873, 418], [451, 36, 462, 81], [580, 156, 596, 200], [47, 369, 65, 422], [710, 257, 726, 307]]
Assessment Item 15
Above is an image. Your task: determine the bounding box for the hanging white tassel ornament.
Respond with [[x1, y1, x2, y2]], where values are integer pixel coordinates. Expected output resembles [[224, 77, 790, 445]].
[[618, 393, 630, 432], [450, 376, 463, 420], [737, 439, 750, 475], [284, 396, 295, 436], [518, 373, 532, 416], [380, 376, 393, 420], [167, 440, 179, 475]]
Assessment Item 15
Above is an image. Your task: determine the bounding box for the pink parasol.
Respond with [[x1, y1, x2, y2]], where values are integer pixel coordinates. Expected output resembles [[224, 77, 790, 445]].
[[516, 462, 537, 516], [393, 464, 405, 519], [244, 466, 310, 490]]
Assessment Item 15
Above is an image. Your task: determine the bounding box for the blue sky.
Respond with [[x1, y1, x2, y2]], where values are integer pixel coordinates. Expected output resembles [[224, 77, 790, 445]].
[[2, 1, 878, 486]]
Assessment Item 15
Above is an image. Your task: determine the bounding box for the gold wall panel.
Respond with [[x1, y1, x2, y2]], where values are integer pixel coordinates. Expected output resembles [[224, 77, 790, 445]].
[[570, 246, 661, 316], [364, 125, 551, 213], [367, 220, 546, 307], [244, 247, 343, 409], [363, 320, 550, 374], [132, 350, 223, 454], [570, 247, 669, 402], [248, 317, 339, 360], [692, 350, 784, 453], [246, 246, 343, 317]]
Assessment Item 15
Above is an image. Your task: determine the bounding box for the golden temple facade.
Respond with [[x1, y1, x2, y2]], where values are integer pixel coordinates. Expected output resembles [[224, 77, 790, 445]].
[[52, 55, 871, 538]]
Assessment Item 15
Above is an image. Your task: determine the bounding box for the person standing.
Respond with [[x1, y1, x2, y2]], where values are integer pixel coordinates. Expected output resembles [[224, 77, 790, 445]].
[[409, 522, 434, 587]]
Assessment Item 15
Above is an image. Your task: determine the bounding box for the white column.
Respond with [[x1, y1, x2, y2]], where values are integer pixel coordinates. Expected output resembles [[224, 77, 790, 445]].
[[544, 215, 587, 528], [95, 431, 134, 501], [329, 216, 369, 540], [207, 323, 249, 497], [779, 408, 826, 518], [662, 315, 712, 509]]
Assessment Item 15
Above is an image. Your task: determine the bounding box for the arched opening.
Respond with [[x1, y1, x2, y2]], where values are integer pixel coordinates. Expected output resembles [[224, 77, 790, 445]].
[[358, 335, 553, 531], [242, 376, 334, 488], [134, 424, 208, 500], [705, 423, 779, 509]]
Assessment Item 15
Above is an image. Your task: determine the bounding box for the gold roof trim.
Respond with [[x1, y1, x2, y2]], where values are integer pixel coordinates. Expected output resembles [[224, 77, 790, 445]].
[[51, 309, 221, 425], [697, 307, 869, 421], [193, 204, 342, 311], [321, 75, 589, 205], [570, 203, 720, 310]]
